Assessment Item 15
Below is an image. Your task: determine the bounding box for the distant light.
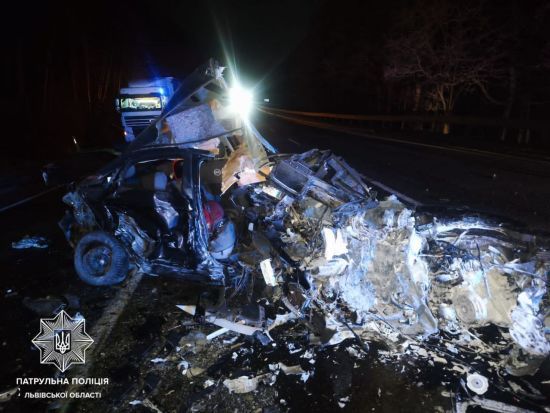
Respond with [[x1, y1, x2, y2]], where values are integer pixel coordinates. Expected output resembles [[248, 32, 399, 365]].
[[72, 136, 80, 152], [264, 98, 270, 103], [228, 84, 253, 118], [159, 88, 165, 95], [124, 130, 128, 136]]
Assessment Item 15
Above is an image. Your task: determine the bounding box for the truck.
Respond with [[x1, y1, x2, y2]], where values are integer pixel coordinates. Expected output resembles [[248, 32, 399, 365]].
[[115, 77, 178, 142]]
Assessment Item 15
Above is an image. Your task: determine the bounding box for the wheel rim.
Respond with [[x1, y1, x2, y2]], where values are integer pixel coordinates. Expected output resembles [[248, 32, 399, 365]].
[[83, 245, 112, 277]]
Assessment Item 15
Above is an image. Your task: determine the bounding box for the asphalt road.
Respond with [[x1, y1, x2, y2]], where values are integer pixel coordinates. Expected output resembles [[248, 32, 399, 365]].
[[255, 112, 550, 233]]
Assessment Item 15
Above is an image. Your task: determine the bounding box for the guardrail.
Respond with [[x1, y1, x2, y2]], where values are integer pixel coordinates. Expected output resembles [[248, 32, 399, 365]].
[[260, 106, 550, 133]]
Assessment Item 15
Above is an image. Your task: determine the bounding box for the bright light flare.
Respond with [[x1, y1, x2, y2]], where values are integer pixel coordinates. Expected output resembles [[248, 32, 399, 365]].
[[228, 84, 253, 118]]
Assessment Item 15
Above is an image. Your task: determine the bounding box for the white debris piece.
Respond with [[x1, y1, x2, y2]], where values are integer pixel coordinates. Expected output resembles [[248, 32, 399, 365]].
[[278, 362, 305, 375], [346, 346, 362, 358], [466, 373, 489, 395], [331, 331, 357, 346], [431, 355, 448, 365], [12, 235, 49, 249], [313, 257, 349, 277], [268, 313, 297, 331], [322, 228, 348, 260], [129, 398, 163, 412], [206, 327, 229, 341], [185, 367, 205, 378], [177, 305, 261, 336], [0, 387, 18, 402], [150, 358, 167, 364], [223, 374, 271, 394], [338, 396, 350, 408], [142, 398, 164, 413], [260, 259, 277, 286], [222, 335, 240, 345], [178, 360, 189, 375], [451, 364, 469, 374]]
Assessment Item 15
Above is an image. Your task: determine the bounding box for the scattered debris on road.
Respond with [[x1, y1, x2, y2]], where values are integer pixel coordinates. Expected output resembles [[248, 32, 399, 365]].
[[47, 59, 549, 411], [11, 235, 49, 249]]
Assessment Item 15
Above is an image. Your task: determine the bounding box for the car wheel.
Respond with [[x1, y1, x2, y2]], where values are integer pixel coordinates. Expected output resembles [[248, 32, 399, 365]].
[[74, 231, 129, 286]]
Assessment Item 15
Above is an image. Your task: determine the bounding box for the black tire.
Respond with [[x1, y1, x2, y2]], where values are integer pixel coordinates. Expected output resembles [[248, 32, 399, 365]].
[[74, 231, 129, 286]]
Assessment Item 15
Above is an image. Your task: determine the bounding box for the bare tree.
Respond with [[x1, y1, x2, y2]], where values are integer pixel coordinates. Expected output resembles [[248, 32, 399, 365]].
[[384, 0, 508, 134]]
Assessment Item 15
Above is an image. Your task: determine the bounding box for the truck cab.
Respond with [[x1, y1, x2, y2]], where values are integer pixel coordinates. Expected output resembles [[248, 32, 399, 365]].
[[116, 77, 178, 142]]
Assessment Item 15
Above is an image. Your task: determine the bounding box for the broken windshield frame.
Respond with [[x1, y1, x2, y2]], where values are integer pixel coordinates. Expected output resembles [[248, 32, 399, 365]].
[[96, 59, 275, 185], [123, 59, 228, 154]]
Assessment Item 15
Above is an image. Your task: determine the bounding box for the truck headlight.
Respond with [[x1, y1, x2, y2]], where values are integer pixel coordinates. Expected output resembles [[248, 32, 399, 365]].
[[228, 84, 253, 119]]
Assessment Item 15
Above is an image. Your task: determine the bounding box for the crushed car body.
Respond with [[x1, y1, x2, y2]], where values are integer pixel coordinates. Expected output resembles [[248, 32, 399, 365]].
[[60, 58, 549, 396]]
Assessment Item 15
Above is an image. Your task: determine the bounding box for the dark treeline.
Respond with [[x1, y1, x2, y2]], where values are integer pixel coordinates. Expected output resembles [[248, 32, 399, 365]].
[[266, 0, 550, 142], [5, 3, 131, 157]]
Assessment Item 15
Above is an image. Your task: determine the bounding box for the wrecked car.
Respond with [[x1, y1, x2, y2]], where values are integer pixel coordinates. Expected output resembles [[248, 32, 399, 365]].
[[60, 59, 549, 386], [60, 59, 274, 288]]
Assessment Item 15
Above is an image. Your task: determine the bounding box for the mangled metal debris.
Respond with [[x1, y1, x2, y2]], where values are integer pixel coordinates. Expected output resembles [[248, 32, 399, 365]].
[[456, 396, 536, 413], [172, 144, 548, 407], [198, 147, 548, 377]]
